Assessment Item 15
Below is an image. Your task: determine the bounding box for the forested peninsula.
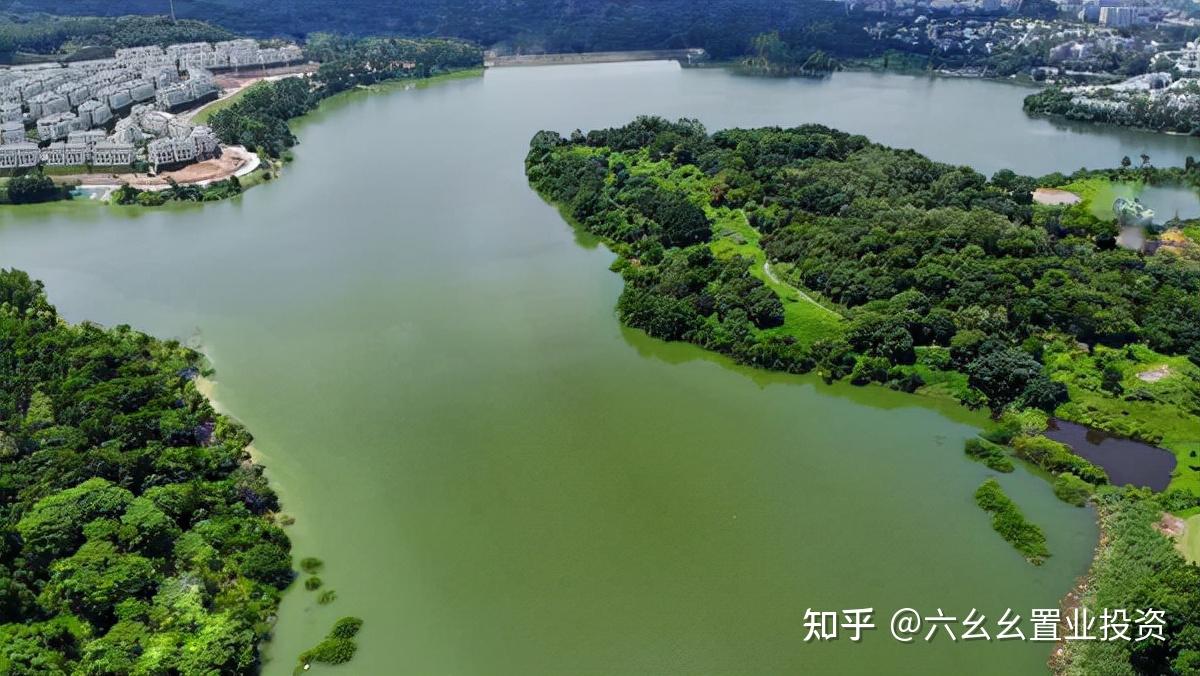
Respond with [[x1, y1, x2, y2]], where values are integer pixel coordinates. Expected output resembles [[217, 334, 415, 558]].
[[0, 269, 294, 673], [525, 118, 1200, 671]]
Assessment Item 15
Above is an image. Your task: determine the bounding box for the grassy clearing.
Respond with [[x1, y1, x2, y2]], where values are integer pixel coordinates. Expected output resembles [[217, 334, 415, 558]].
[[710, 210, 843, 347], [192, 85, 254, 124], [1179, 514, 1200, 564], [617, 149, 844, 348]]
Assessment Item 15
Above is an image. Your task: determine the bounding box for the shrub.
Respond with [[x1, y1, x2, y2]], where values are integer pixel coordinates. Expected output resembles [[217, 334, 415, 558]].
[[238, 543, 293, 588], [300, 638, 357, 665], [329, 616, 363, 639], [1012, 435, 1109, 485], [1053, 473, 1094, 507], [298, 616, 364, 668]]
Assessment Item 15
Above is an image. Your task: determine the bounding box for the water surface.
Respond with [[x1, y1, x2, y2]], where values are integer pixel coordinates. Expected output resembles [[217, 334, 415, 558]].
[[1045, 419, 1177, 491], [0, 63, 1153, 674]]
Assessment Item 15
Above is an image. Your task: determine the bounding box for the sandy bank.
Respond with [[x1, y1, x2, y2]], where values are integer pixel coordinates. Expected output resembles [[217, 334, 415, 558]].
[[193, 374, 262, 462]]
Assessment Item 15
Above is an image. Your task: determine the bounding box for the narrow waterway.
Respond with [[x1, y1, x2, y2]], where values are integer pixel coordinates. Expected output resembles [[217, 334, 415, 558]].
[[1, 63, 1179, 674]]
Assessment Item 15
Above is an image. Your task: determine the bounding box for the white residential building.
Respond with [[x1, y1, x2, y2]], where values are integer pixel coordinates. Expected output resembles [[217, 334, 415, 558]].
[[147, 136, 198, 170], [37, 112, 84, 141], [190, 125, 220, 157], [67, 129, 107, 146], [91, 140, 135, 166], [77, 99, 113, 128], [44, 141, 90, 166], [0, 142, 40, 169], [27, 92, 69, 120]]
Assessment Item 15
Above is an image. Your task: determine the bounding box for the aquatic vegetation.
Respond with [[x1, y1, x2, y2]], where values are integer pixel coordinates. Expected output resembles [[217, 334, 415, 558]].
[[300, 556, 324, 574], [298, 616, 364, 668], [305, 576, 323, 590], [974, 479, 1050, 565], [317, 589, 337, 605], [964, 437, 1015, 473]]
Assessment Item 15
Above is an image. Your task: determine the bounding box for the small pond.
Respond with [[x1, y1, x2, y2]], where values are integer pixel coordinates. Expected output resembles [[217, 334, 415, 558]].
[[1044, 419, 1177, 491]]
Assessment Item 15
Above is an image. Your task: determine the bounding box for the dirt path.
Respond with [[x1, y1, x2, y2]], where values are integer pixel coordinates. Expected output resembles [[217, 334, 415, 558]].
[[763, 260, 842, 318]]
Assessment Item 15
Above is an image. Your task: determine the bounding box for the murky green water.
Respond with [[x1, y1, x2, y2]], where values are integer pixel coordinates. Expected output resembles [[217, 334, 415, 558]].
[[4, 63, 1177, 674]]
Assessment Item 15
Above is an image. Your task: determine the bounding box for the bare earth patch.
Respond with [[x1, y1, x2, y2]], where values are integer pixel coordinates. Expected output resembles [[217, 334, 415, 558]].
[[1155, 512, 1186, 538], [1137, 365, 1171, 383], [1033, 188, 1082, 205]]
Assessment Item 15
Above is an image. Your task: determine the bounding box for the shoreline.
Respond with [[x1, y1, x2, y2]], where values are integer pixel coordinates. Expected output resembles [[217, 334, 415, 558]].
[[193, 373, 263, 463]]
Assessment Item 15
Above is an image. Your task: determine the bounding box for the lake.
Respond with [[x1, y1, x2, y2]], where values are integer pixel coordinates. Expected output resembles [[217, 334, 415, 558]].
[[4, 62, 1183, 674]]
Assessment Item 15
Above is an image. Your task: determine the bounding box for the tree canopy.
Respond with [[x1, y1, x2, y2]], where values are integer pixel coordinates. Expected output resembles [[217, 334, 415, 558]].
[[0, 268, 292, 673]]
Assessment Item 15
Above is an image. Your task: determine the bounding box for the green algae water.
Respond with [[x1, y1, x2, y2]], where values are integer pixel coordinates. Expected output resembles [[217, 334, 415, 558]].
[[6, 62, 1194, 674]]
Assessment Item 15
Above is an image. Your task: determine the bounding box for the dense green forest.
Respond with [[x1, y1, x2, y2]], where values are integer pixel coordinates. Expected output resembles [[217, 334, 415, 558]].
[[208, 36, 480, 158], [0, 14, 233, 62], [9, 1, 892, 60], [0, 269, 293, 673], [525, 118, 1198, 397], [526, 116, 1200, 673]]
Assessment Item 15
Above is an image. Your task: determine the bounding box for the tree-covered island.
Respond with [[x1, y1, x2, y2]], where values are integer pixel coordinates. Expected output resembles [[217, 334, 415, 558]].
[[526, 117, 1200, 672]]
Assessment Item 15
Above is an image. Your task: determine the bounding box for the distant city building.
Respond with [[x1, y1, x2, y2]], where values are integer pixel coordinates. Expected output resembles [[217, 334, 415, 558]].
[[0, 121, 26, 144], [1099, 5, 1135, 27]]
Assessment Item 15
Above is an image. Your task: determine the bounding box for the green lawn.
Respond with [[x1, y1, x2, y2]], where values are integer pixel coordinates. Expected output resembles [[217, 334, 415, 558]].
[[1058, 176, 1143, 221], [1183, 224, 1200, 244], [1179, 514, 1200, 564], [192, 85, 254, 124]]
